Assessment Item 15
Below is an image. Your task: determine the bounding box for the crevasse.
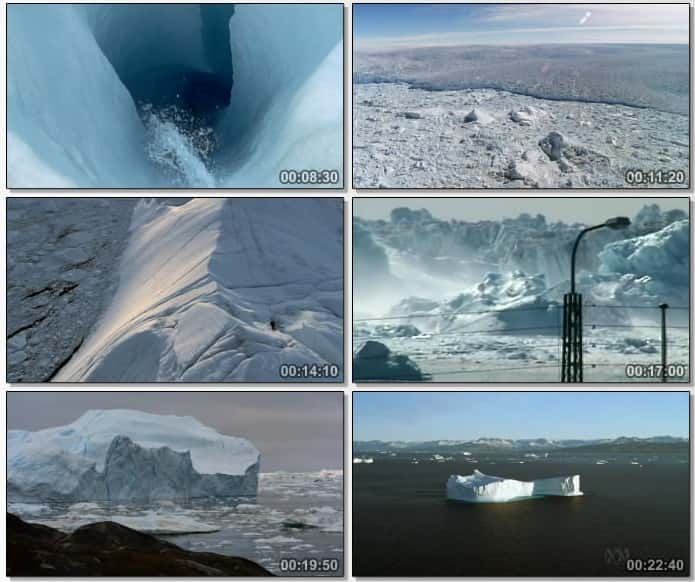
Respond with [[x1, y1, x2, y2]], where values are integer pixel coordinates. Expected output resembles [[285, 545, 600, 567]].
[[7, 4, 342, 188]]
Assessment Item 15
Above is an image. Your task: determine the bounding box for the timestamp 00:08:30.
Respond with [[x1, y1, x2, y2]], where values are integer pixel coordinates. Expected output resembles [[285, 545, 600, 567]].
[[278, 169, 341, 185]]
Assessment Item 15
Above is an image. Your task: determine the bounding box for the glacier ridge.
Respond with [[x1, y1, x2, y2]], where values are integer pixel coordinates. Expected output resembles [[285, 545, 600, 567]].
[[54, 198, 343, 382]]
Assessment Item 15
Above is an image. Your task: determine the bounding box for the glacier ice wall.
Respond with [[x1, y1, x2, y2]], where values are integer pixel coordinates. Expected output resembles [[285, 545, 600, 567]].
[[8, 410, 260, 502], [7, 4, 342, 188], [219, 4, 343, 186], [55, 198, 344, 382], [7, 5, 153, 188]]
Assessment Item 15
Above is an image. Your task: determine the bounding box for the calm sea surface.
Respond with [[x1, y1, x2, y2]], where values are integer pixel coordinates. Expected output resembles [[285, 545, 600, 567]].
[[353, 454, 689, 576]]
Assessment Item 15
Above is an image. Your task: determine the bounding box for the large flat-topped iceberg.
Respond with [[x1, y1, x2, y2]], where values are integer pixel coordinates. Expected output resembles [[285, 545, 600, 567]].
[[8, 410, 260, 502], [447, 470, 582, 503]]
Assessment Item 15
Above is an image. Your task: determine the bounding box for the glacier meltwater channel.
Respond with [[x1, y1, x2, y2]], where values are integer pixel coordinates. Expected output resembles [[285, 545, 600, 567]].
[[7, 4, 342, 188]]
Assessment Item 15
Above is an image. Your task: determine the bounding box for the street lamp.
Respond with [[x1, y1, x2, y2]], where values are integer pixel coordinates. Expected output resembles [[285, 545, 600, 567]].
[[570, 217, 631, 294], [562, 216, 631, 382]]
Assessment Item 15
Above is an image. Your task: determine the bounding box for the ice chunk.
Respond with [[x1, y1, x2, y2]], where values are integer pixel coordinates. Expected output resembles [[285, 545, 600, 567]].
[[447, 470, 582, 503]]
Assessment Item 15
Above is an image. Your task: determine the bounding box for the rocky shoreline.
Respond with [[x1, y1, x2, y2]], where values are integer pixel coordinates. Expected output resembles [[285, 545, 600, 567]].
[[7, 513, 272, 576]]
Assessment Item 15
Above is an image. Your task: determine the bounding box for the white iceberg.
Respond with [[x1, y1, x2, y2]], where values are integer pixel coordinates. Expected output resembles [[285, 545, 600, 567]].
[[447, 470, 582, 503], [353, 457, 374, 464], [8, 409, 260, 502]]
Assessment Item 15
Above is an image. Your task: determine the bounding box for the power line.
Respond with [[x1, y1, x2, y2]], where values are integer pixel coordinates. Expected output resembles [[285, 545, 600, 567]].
[[355, 304, 689, 323], [585, 323, 689, 329], [352, 325, 561, 343], [354, 305, 556, 322]]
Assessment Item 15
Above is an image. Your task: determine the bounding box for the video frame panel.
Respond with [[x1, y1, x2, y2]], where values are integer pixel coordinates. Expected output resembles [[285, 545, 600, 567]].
[[7, 3, 344, 189], [352, 197, 690, 383], [352, 391, 690, 577], [353, 3, 690, 189], [7, 197, 344, 383], [7, 391, 345, 577]]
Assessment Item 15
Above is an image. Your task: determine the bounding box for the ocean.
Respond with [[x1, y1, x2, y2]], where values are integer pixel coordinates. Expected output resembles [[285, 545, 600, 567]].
[[353, 454, 689, 576]]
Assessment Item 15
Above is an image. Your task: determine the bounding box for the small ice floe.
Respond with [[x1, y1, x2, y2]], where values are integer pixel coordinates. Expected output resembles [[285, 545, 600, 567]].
[[8, 503, 51, 516], [353, 457, 374, 464], [255, 536, 302, 544]]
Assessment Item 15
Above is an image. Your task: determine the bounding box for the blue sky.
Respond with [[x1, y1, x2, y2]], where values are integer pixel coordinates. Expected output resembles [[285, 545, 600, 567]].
[[353, 392, 689, 441], [354, 4, 690, 49]]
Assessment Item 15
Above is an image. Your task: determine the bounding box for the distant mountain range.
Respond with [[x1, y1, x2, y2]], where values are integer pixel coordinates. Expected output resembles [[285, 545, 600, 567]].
[[354, 436, 688, 454]]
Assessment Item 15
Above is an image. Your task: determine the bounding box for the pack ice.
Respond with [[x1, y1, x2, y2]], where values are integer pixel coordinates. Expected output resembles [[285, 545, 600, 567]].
[[447, 470, 582, 503], [7, 410, 260, 502], [54, 198, 343, 382]]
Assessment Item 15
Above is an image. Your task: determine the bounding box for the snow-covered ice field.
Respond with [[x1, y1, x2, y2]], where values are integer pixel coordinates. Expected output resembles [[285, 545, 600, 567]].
[[353, 44, 689, 189], [7, 198, 344, 383], [354, 84, 689, 189]]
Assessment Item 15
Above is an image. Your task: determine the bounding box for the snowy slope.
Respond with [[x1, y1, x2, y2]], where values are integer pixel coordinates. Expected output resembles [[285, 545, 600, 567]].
[[447, 470, 582, 503], [8, 410, 260, 502], [55, 199, 343, 382]]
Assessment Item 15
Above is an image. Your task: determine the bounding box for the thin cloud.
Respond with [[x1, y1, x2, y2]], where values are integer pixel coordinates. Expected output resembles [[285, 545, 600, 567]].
[[357, 24, 688, 51]]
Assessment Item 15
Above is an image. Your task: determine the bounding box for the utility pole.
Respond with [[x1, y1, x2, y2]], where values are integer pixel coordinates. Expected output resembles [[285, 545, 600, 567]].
[[659, 303, 669, 383]]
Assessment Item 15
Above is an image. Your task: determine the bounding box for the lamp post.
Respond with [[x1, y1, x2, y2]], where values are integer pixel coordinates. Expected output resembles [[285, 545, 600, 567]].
[[562, 216, 631, 382]]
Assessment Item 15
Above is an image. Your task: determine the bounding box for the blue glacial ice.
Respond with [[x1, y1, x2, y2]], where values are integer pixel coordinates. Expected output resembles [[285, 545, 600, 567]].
[[7, 4, 343, 188]]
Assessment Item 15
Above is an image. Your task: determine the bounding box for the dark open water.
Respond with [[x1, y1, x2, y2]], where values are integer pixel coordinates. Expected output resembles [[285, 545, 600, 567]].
[[353, 455, 689, 576]]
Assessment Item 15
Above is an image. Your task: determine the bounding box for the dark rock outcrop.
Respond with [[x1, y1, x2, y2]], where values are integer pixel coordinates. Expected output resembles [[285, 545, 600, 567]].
[[7, 513, 272, 576]]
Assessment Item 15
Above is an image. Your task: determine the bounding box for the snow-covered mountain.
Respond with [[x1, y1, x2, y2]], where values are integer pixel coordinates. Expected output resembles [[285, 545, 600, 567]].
[[8, 4, 342, 188], [8, 410, 260, 502], [354, 436, 687, 454]]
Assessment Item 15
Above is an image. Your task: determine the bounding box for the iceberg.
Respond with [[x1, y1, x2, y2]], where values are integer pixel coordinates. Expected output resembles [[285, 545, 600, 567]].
[[447, 470, 582, 503], [353, 457, 374, 464], [8, 410, 260, 502]]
